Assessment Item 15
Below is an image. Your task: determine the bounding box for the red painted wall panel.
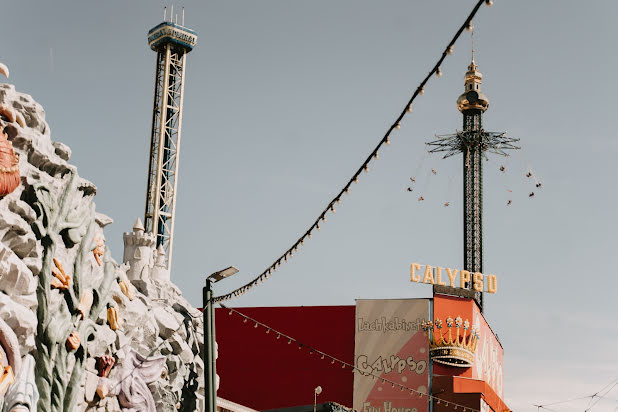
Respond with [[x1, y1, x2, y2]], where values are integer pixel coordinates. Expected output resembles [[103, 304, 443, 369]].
[[215, 306, 355, 411]]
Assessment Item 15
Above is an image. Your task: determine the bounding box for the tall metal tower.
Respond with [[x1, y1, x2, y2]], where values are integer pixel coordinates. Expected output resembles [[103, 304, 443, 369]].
[[427, 53, 519, 310], [144, 12, 197, 269]]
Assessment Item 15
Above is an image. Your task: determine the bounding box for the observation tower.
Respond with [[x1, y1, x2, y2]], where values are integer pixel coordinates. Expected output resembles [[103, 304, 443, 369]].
[[144, 10, 197, 269], [427, 50, 519, 310]]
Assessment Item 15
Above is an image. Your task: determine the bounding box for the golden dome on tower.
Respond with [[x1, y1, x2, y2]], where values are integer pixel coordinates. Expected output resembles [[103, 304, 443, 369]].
[[456, 59, 489, 113]]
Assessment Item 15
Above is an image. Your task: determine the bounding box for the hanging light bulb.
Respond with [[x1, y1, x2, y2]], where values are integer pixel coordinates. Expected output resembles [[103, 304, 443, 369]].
[[298, 344, 302, 350], [466, 23, 474, 32], [395, 122, 401, 130], [436, 67, 443, 77], [385, 136, 390, 145], [243, 318, 247, 323], [287, 339, 292, 344], [341, 363, 345, 369], [345, 187, 350, 194], [321, 354, 325, 359], [308, 231, 312, 238], [254, 322, 258, 328], [353, 176, 359, 183], [406, 103, 413, 113], [419, 86, 425, 95], [485, 0, 493, 6], [276, 333, 281, 339], [447, 45, 454, 55], [330, 205, 335, 213], [316, 223, 320, 231], [228, 310, 233, 315], [336, 197, 341, 204], [364, 164, 369, 173], [374, 151, 379, 160], [266, 328, 270, 334], [331, 359, 335, 364]]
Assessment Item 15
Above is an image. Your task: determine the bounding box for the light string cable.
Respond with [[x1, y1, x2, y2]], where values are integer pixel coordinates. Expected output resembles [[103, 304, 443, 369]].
[[213, 0, 493, 303], [222, 304, 481, 412], [533, 378, 618, 412]]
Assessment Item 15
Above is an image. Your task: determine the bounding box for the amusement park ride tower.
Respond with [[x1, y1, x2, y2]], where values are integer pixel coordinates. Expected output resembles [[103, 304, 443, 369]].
[[144, 10, 197, 269], [427, 48, 519, 310]]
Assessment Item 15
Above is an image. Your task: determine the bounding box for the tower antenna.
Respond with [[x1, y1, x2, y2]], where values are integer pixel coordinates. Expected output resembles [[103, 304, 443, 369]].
[[163, 6, 167, 21], [182, 7, 185, 26], [145, 12, 198, 270], [471, 30, 475, 63], [170, 5, 174, 22]]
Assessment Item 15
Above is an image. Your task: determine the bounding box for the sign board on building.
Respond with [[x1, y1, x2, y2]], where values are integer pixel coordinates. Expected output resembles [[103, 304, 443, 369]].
[[433, 295, 504, 398], [353, 299, 430, 412]]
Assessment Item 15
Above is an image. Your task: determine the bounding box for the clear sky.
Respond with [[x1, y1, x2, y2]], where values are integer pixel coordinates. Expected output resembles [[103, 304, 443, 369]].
[[2, 1, 617, 410]]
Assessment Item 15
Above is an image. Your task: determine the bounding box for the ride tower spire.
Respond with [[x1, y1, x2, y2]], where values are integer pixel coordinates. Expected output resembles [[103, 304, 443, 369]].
[[144, 14, 197, 270], [427, 40, 519, 310]]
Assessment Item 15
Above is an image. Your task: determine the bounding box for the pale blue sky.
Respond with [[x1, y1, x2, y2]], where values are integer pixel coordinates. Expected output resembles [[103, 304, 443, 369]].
[[1, 1, 617, 410]]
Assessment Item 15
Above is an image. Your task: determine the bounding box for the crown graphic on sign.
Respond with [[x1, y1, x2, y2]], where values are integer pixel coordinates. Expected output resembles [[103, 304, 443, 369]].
[[421, 316, 479, 368]]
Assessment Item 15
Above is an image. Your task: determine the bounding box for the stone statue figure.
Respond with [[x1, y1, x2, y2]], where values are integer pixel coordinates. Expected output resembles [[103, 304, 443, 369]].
[[99, 348, 165, 412]]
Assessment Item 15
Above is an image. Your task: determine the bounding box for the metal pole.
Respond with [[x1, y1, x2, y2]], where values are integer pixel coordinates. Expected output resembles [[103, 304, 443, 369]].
[[204, 280, 217, 412]]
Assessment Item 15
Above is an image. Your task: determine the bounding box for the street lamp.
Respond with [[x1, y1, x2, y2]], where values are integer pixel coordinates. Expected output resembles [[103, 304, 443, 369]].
[[314, 386, 322, 412], [204, 266, 239, 412]]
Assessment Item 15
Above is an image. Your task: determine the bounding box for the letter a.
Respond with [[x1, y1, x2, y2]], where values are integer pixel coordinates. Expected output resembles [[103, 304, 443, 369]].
[[423, 265, 435, 284]]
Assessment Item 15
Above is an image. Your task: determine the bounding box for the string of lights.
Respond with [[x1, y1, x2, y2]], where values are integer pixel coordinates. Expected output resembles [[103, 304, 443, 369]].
[[213, 0, 493, 303], [222, 304, 481, 412]]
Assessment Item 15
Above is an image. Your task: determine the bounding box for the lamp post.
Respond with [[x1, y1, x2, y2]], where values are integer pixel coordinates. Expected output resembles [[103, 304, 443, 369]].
[[204, 266, 239, 412], [314, 386, 322, 412]]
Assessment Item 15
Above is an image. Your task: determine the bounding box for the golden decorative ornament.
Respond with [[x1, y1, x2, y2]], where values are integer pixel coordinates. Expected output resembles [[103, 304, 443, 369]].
[[92, 238, 105, 266], [96, 384, 109, 399], [118, 279, 134, 301], [106, 304, 121, 331], [76, 290, 93, 319], [66, 330, 81, 351], [0, 131, 20, 196], [0, 364, 14, 397], [51, 257, 71, 290]]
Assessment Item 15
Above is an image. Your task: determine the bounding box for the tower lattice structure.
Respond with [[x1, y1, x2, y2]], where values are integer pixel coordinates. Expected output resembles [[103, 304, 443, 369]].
[[144, 19, 197, 270], [427, 56, 519, 310]]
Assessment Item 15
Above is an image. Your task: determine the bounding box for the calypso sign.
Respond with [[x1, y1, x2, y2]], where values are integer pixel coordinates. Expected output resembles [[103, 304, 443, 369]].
[[410, 263, 498, 294]]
